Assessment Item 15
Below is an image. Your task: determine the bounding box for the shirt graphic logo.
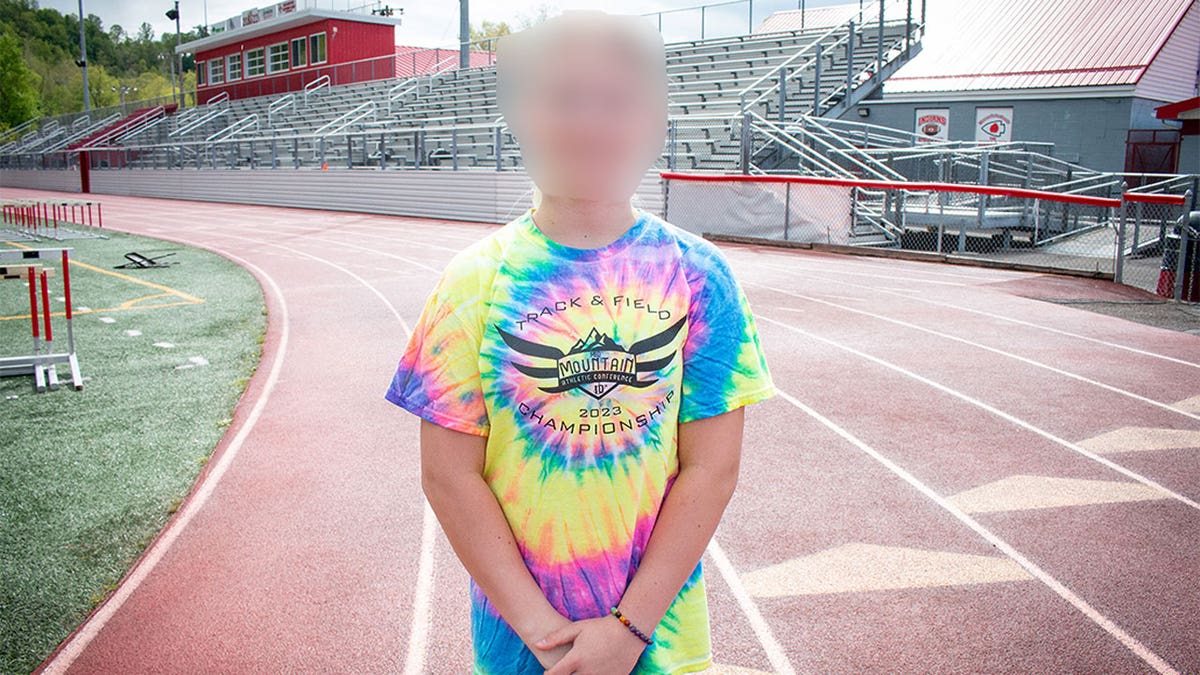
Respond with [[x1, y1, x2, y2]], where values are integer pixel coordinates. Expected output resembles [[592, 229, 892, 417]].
[[495, 317, 686, 400]]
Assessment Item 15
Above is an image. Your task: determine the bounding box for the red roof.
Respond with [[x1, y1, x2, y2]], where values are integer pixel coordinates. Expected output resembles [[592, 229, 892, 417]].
[[867, 0, 1195, 93]]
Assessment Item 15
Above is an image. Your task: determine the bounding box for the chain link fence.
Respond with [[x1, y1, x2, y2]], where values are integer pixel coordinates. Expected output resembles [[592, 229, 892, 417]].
[[662, 171, 1199, 303]]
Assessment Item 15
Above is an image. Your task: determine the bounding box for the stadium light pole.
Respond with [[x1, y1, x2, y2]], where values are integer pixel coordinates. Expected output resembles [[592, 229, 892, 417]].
[[166, 1, 182, 107], [459, 0, 469, 69], [77, 0, 90, 112]]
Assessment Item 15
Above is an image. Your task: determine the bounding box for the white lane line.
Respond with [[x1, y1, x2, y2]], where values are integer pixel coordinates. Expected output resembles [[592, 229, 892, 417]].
[[403, 500, 438, 675], [754, 314, 1200, 511], [41, 246, 291, 674], [747, 259, 1200, 370], [771, 387, 1181, 675], [187, 229, 435, 673], [749, 282, 1200, 424], [706, 538, 797, 675]]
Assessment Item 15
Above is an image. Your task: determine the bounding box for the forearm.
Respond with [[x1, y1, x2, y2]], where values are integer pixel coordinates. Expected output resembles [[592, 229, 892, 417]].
[[614, 461, 737, 637], [423, 470, 567, 641]]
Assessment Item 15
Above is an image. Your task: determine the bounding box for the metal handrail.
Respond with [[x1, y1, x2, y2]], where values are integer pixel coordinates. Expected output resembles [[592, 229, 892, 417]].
[[207, 113, 260, 143], [268, 94, 295, 128], [43, 113, 123, 152], [169, 106, 230, 137], [737, 18, 851, 113], [206, 91, 231, 107], [387, 79, 422, 117], [303, 76, 331, 106], [76, 107, 167, 149], [772, 115, 905, 181], [313, 100, 376, 138]]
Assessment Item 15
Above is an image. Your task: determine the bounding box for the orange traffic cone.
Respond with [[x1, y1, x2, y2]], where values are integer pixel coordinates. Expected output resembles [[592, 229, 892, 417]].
[[321, 162, 328, 171]]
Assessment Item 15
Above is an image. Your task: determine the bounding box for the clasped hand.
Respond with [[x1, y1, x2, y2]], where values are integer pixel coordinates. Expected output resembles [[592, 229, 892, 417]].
[[533, 615, 648, 674]]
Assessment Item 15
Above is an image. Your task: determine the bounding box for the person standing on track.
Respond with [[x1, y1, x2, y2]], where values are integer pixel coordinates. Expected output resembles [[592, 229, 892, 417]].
[[384, 10, 775, 674]]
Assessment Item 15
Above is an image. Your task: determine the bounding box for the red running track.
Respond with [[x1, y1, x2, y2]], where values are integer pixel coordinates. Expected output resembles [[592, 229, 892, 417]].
[[5, 187, 1196, 675]]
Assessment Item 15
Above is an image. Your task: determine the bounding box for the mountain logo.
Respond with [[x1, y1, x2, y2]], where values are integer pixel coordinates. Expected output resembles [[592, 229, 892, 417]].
[[495, 317, 686, 399]]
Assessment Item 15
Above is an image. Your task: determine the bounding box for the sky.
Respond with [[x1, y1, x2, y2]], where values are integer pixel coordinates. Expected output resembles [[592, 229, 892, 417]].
[[35, 0, 857, 49]]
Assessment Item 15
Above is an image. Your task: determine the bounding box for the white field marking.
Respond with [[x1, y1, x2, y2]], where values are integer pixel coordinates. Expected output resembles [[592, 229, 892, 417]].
[[153, 342, 176, 349], [188, 356, 209, 366], [745, 260, 970, 287], [232, 219, 473, 253], [123, 329, 141, 337], [190, 228, 435, 672], [272, 232, 449, 275], [754, 314, 1200, 511], [747, 258, 1200, 370], [97, 316, 114, 323], [403, 500, 438, 675], [705, 538, 797, 675], [751, 283, 1200, 424], [41, 247, 291, 675], [76, 306, 91, 312], [771, 387, 1182, 675]]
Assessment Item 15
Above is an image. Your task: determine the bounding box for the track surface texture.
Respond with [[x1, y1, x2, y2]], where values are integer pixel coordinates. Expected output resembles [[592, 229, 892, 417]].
[[7, 188, 1197, 675]]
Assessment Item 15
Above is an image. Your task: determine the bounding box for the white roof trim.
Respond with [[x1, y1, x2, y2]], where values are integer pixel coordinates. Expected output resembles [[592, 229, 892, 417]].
[[872, 84, 1138, 103], [177, 8, 401, 54]]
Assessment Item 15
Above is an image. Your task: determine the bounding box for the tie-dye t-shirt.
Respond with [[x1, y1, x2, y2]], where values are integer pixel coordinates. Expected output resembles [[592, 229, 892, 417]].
[[385, 206, 775, 674]]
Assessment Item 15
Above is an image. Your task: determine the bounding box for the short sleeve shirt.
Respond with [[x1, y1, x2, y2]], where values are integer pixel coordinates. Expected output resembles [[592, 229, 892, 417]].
[[385, 207, 775, 674]]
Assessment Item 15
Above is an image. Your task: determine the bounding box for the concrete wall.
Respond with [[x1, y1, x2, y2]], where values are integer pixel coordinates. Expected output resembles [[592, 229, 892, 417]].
[[840, 96, 1138, 172], [0, 169, 82, 193], [0, 168, 666, 224]]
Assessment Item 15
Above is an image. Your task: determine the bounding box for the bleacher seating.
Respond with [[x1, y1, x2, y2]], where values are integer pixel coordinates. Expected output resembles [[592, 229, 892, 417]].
[[2, 10, 919, 173]]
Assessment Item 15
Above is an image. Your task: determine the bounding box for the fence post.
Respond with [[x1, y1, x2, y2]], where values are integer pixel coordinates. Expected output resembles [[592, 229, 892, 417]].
[[783, 181, 791, 241], [346, 134, 353, 169], [668, 119, 676, 171], [1132, 200, 1143, 254], [812, 44, 823, 114], [778, 67, 787, 121], [876, 0, 885, 72], [740, 112, 751, 175], [1114, 182, 1127, 284], [495, 126, 503, 171], [845, 20, 855, 96], [1174, 215, 1189, 302]]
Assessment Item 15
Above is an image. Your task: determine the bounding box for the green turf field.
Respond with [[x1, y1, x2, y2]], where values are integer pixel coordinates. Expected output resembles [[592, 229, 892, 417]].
[[0, 230, 266, 674]]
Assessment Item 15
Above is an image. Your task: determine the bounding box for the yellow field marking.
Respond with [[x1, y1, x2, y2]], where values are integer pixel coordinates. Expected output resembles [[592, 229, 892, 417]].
[[1, 241, 204, 321]]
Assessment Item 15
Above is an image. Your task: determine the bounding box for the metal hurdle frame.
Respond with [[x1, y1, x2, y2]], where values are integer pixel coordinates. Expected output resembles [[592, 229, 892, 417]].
[[0, 198, 106, 241], [0, 248, 83, 392]]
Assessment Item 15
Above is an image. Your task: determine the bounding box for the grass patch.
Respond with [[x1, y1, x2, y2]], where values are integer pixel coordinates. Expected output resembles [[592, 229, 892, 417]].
[[0, 230, 266, 674]]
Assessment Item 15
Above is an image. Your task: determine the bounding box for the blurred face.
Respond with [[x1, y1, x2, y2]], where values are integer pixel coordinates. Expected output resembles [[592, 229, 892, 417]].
[[508, 34, 667, 204]]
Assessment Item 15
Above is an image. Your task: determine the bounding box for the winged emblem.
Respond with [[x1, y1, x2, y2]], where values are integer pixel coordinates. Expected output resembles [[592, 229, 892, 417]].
[[494, 317, 686, 400]]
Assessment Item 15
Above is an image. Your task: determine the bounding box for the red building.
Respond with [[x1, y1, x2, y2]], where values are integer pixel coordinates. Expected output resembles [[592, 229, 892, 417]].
[[179, 3, 480, 104]]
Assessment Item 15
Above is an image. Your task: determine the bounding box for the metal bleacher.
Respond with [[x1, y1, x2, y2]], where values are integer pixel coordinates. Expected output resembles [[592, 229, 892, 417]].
[[1, 0, 922, 174]]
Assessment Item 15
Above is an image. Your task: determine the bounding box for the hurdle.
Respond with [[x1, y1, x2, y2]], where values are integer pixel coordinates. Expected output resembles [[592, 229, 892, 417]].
[[0, 198, 106, 242], [0, 248, 84, 392]]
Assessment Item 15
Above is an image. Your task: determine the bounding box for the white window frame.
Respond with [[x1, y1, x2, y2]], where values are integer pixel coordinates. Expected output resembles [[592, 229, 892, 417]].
[[226, 52, 242, 81], [197, 60, 206, 86], [267, 41, 289, 74], [308, 32, 327, 65], [290, 36, 306, 68], [208, 56, 225, 85], [245, 48, 265, 78]]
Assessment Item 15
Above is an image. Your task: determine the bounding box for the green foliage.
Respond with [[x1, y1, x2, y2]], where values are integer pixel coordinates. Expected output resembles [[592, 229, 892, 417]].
[[0, 28, 40, 129], [0, 0, 206, 122]]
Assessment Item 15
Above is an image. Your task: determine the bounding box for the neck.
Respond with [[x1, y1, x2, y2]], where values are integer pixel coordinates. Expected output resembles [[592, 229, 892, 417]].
[[532, 194, 638, 249]]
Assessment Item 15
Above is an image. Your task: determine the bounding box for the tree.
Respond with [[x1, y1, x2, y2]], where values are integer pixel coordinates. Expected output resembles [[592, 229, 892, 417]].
[[470, 19, 511, 44], [516, 3, 558, 29], [0, 29, 42, 129]]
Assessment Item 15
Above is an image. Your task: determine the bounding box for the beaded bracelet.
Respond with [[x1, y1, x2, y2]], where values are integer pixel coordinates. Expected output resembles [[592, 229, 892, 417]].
[[610, 606, 654, 646]]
